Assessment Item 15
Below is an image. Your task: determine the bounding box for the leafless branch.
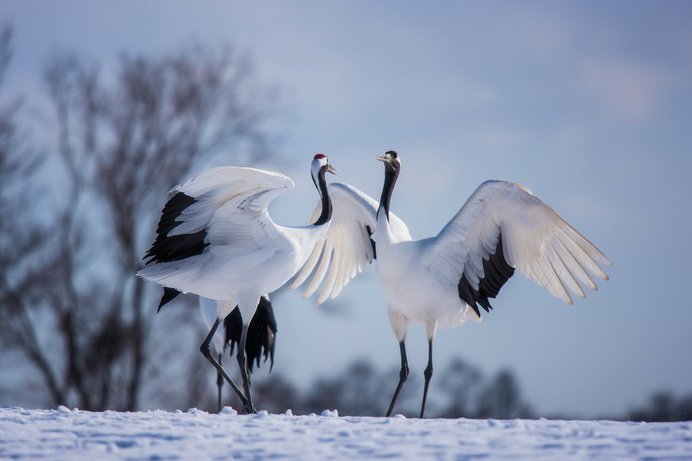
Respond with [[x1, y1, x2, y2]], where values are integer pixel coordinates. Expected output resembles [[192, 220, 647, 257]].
[[1, 32, 279, 410]]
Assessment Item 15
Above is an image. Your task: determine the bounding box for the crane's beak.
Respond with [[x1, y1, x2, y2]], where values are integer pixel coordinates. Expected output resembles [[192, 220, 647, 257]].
[[327, 163, 337, 175], [376, 154, 389, 162]]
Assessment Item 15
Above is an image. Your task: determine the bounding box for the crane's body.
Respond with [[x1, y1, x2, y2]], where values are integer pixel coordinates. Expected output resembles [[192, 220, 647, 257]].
[[375, 229, 477, 340], [138, 166, 329, 322]]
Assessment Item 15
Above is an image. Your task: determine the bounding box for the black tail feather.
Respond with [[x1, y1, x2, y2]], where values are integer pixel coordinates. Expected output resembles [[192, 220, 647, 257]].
[[223, 296, 277, 373], [157, 287, 182, 312]]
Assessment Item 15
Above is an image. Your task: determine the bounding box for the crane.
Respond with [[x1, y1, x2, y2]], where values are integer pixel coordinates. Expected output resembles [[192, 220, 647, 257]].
[[138, 155, 336, 413], [292, 150, 611, 418]]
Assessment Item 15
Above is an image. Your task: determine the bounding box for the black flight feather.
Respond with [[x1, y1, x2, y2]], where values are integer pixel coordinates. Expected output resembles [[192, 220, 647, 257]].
[[457, 231, 515, 318], [365, 225, 376, 259], [144, 192, 209, 264]]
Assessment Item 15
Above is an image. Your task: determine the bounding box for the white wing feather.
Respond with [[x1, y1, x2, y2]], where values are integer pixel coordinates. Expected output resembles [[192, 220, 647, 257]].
[[427, 180, 611, 304], [170, 166, 294, 247], [290, 182, 411, 304], [137, 167, 294, 290]]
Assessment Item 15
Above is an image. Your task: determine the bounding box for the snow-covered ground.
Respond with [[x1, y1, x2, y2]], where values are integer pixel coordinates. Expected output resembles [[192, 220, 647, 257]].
[[1, 407, 691, 460]]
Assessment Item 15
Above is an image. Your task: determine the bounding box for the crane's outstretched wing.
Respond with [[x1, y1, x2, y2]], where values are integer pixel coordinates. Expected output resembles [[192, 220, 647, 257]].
[[138, 166, 294, 287], [425, 180, 612, 317], [290, 182, 411, 304]]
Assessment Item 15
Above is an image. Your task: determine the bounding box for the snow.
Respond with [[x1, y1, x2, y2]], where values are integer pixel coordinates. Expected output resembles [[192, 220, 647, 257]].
[[1, 407, 691, 460]]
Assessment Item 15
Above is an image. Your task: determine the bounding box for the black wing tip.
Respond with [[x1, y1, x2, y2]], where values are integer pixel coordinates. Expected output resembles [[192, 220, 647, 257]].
[[457, 231, 514, 318], [470, 302, 482, 319], [142, 192, 209, 265], [365, 225, 376, 260], [144, 229, 209, 265]]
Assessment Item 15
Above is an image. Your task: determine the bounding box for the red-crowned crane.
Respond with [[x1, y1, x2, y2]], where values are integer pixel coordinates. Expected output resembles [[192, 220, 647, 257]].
[[292, 151, 611, 418], [138, 155, 336, 413]]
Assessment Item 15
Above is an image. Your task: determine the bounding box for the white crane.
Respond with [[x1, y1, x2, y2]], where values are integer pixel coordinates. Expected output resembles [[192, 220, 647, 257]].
[[292, 150, 612, 418], [138, 154, 336, 413]]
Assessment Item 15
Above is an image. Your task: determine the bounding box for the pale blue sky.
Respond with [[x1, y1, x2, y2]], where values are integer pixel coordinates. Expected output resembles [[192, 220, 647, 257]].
[[3, 1, 691, 417]]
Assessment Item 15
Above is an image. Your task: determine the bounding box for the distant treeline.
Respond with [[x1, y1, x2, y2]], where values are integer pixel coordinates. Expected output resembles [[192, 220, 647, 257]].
[[626, 392, 692, 422], [197, 356, 691, 422]]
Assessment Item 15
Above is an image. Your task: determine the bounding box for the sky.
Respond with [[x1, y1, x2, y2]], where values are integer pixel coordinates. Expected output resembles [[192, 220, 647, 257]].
[[2, 1, 692, 418]]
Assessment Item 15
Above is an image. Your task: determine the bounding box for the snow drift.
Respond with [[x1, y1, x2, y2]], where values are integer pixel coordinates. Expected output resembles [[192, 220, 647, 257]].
[[1, 407, 690, 460]]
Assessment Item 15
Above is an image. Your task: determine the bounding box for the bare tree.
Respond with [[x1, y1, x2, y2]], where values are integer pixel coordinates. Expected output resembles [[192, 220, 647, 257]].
[[251, 372, 303, 415], [0, 35, 278, 410], [292, 357, 529, 418], [475, 369, 533, 419], [437, 357, 485, 418], [628, 391, 692, 422], [0, 25, 59, 405], [300, 360, 390, 416]]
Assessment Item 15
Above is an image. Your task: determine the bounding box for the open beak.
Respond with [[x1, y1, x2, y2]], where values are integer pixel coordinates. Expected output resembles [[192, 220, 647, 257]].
[[327, 163, 337, 175], [376, 154, 390, 163]]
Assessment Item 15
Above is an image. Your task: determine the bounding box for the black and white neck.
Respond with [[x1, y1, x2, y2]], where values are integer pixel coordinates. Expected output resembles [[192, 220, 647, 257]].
[[311, 153, 336, 226], [377, 150, 401, 221]]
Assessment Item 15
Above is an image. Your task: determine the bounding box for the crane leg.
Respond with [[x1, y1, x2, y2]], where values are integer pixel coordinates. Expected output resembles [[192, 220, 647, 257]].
[[386, 341, 409, 417], [200, 318, 249, 410], [420, 339, 433, 418], [236, 323, 257, 414], [216, 353, 223, 412]]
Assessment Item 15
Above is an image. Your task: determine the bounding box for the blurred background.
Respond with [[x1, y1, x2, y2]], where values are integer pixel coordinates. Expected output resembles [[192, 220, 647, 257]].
[[1, 1, 691, 420]]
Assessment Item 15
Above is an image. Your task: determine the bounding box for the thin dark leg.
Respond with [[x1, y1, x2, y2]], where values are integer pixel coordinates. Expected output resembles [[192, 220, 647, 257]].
[[236, 324, 256, 414], [386, 341, 409, 417], [420, 339, 434, 418], [200, 318, 248, 408], [216, 353, 223, 412]]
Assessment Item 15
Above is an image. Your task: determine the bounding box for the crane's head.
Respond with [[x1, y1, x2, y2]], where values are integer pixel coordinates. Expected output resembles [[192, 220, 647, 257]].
[[311, 153, 337, 185], [376, 150, 401, 173]]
